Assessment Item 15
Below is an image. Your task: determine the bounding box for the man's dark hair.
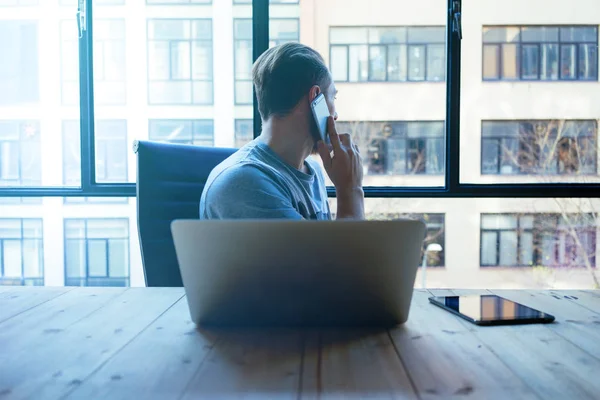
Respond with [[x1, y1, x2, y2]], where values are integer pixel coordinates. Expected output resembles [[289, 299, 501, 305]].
[[252, 42, 331, 120]]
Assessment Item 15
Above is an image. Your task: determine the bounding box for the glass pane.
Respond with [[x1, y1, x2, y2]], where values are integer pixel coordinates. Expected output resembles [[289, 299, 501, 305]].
[[408, 45, 425, 81], [521, 45, 539, 79], [481, 214, 517, 229], [520, 232, 534, 266], [3, 240, 22, 277], [499, 231, 518, 265], [108, 239, 128, 278], [481, 232, 497, 265], [369, 27, 406, 44], [88, 240, 108, 277], [579, 44, 597, 80], [348, 45, 368, 82], [560, 44, 577, 79], [426, 44, 445, 81], [330, 27, 368, 44], [521, 26, 559, 42], [540, 44, 559, 80], [369, 46, 386, 81], [330, 46, 348, 81], [407, 27, 444, 43], [482, 27, 520, 43], [560, 26, 598, 42], [65, 239, 86, 279], [171, 42, 192, 79], [501, 44, 519, 79], [387, 45, 407, 81], [482, 45, 499, 79]]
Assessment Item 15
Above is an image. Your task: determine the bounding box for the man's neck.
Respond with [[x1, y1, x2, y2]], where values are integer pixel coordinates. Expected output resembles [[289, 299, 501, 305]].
[[258, 117, 314, 172]]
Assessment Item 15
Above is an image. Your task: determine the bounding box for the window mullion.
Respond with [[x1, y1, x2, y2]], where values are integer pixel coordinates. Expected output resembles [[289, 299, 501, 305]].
[[78, 0, 96, 193], [445, 0, 461, 191], [252, 0, 269, 139]]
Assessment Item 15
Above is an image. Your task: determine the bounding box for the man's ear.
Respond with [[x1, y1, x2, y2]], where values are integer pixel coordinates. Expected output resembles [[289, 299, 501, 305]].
[[308, 85, 322, 102]]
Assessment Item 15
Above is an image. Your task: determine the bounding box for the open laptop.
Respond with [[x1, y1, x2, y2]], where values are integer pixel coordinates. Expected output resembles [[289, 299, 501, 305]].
[[171, 219, 426, 327]]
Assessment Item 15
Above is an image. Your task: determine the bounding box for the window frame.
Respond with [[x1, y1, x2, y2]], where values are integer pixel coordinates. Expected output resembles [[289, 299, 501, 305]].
[[482, 25, 599, 82], [1, 0, 599, 200]]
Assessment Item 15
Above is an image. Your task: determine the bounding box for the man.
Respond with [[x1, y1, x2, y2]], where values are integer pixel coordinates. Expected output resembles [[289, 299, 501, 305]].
[[200, 43, 364, 220]]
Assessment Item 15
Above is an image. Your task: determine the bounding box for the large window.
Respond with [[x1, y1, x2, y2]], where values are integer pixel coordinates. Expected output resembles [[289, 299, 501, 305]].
[[235, 119, 253, 148], [61, 19, 126, 105], [481, 214, 596, 268], [481, 120, 597, 175], [330, 26, 445, 82], [482, 26, 598, 81], [0, 21, 39, 105], [64, 219, 129, 287], [234, 18, 299, 104], [149, 119, 214, 146], [337, 121, 445, 175], [0, 219, 43, 286], [147, 19, 213, 105]]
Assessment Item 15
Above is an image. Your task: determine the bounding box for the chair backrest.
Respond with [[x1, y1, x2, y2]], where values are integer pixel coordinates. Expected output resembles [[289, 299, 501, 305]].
[[134, 140, 236, 287]]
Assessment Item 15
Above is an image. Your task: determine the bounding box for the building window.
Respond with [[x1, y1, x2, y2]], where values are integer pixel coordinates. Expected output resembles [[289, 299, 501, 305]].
[[149, 119, 214, 146], [64, 219, 130, 287], [330, 26, 445, 83], [147, 19, 213, 105], [0, 219, 43, 286], [481, 120, 597, 175], [0, 21, 39, 105], [61, 19, 126, 105], [337, 121, 444, 175], [62, 120, 128, 203], [482, 26, 598, 81], [480, 214, 596, 267], [234, 119, 253, 148], [234, 18, 299, 104], [368, 213, 445, 267]]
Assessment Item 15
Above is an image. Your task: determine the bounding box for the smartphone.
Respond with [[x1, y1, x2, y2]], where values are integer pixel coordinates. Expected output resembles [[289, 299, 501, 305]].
[[310, 93, 331, 145], [429, 294, 555, 326]]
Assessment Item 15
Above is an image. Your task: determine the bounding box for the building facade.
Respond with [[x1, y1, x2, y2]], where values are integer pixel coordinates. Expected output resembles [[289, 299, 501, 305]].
[[1, 0, 599, 289]]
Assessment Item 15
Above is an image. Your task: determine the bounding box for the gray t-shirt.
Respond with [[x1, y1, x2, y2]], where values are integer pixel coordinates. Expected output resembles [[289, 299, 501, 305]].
[[200, 139, 331, 220]]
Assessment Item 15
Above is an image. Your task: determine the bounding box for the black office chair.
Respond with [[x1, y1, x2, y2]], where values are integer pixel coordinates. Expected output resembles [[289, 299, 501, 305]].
[[134, 140, 236, 287]]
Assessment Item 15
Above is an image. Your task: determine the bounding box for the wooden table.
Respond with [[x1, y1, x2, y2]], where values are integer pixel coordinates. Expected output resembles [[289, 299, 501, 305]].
[[1, 287, 599, 399]]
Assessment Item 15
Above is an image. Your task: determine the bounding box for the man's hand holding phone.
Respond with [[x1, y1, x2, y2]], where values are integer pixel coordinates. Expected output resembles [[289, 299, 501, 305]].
[[317, 117, 365, 219]]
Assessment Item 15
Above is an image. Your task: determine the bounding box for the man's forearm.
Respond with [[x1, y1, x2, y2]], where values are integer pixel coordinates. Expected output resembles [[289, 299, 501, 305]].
[[335, 187, 365, 220]]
